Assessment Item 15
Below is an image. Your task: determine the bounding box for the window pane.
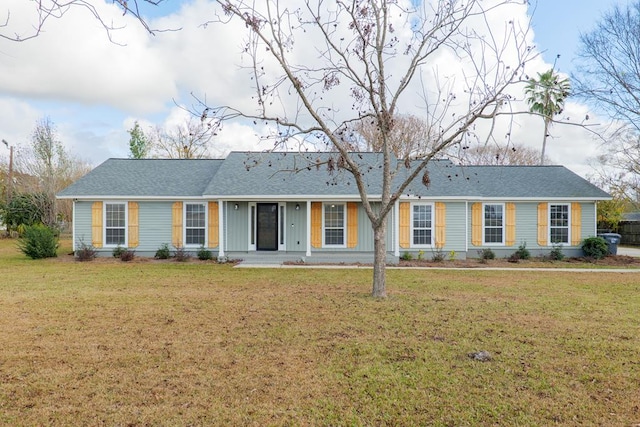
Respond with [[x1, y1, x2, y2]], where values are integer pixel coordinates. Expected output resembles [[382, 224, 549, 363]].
[[186, 228, 205, 245], [485, 228, 503, 243], [550, 205, 568, 227], [186, 204, 205, 228], [412, 204, 432, 246], [324, 204, 344, 228], [484, 204, 503, 243], [550, 205, 569, 243], [106, 228, 125, 245], [325, 228, 344, 245], [413, 229, 431, 246], [324, 204, 345, 245], [413, 205, 432, 229], [105, 204, 125, 228]]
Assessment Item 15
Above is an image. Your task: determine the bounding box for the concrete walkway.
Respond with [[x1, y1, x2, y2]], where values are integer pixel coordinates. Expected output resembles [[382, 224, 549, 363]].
[[618, 246, 640, 257], [235, 246, 640, 272]]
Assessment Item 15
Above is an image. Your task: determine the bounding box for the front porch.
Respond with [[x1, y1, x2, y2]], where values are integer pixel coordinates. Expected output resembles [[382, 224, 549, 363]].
[[223, 251, 399, 266]]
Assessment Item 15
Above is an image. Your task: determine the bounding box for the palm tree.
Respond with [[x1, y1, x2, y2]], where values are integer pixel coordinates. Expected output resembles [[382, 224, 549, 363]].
[[525, 69, 571, 165]]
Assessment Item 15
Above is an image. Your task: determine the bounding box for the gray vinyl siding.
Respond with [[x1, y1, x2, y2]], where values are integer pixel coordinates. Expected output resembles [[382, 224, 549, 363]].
[[442, 202, 467, 254], [73, 201, 93, 249], [226, 202, 248, 251], [466, 201, 598, 258], [137, 202, 173, 252], [400, 201, 467, 258], [286, 202, 307, 251]]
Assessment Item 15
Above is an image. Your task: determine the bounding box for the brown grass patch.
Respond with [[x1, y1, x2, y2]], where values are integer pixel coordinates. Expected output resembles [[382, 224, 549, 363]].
[[0, 239, 639, 425]]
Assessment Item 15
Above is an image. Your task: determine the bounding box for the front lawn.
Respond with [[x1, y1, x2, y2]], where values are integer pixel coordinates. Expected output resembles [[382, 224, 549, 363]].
[[0, 238, 638, 425]]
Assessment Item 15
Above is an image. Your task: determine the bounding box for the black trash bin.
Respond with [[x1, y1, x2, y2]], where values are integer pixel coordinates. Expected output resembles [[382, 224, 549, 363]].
[[598, 233, 621, 255]]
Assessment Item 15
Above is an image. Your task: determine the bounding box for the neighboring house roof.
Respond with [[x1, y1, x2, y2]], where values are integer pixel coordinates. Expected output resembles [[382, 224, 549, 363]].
[[57, 159, 223, 198], [57, 152, 611, 200], [621, 212, 640, 222]]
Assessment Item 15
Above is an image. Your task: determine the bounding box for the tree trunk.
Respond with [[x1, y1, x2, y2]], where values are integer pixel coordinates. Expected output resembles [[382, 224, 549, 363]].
[[372, 221, 387, 298], [540, 118, 550, 165]]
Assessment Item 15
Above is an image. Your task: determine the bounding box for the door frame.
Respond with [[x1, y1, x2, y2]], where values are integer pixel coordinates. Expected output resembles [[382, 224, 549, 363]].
[[248, 202, 287, 251]]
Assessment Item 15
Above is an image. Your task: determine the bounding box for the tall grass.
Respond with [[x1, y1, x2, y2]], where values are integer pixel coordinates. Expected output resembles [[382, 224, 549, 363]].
[[0, 239, 638, 425]]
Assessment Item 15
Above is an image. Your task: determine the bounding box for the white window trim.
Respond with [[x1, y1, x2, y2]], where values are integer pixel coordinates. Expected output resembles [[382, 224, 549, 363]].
[[548, 203, 571, 245], [322, 203, 347, 248], [482, 202, 505, 246], [410, 202, 434, 248], [183, 202, 208, 248], [103, 201, 127, 248], [278, 203, 286, 251], [248, 202, 257, 251]]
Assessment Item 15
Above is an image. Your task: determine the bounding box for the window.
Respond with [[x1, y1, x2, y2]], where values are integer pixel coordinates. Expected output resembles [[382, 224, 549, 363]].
[[550, 204, 569, 244], [185, 203, 206, 246], [105, 203, 126, 246], [412, 204, 432, 246], [324, 204, 345, 246], [484, 204, 504, 244]]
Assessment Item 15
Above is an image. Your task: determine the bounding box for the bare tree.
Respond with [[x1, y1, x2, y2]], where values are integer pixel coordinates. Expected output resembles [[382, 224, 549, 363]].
[[197, 0, 535, 297], [457, 143, 550, 166], [0, 0, 162, 42], [15, 117, 91, 227], [151, 118, 215, 159], [575, 1, 640, 131], [351, 115, 436, 160]]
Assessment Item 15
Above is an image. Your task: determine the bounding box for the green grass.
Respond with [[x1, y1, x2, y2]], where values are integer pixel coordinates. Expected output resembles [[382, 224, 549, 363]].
[[0, 239, 639, 425]]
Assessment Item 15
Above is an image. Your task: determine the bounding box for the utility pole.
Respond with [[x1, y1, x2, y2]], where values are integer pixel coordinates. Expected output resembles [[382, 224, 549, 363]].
[[2, 139, 13, 204]]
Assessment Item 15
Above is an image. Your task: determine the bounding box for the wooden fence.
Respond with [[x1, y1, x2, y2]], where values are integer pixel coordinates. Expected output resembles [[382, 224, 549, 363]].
[[618, 221, 640, 246]]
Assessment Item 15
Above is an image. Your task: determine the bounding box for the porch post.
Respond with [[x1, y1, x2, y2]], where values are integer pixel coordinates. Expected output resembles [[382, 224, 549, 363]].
[[394, 199, 400, 257], [218, 200, 225, 257], [306, 200, 311, 257]]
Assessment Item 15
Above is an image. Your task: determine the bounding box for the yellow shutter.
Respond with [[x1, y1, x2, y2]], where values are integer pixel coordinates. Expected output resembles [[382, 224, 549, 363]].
[[347, 202, 358, 248], [505, 203, 516, 247], [537, 203, 548, 246], [91, 202, 103, 248], [571, 203, 582, 246], [399, 202, 410, 248], [172, 201, 183, 248], [471, 203, 482, 246], [128, 202, 139, 248], [435, 202, 446, 249], [311, 202, 322, 248], [208, 202, 219, 248]]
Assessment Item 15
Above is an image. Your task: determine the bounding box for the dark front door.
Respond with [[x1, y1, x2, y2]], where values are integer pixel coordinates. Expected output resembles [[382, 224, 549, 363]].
[[257, 203, 278, 251]]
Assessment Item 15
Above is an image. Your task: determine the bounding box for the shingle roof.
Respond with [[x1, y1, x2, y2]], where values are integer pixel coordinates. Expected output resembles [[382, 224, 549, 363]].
[[57, 152, 610, 200], [204, 152, 387, 196], [57, 159, 223, 198]]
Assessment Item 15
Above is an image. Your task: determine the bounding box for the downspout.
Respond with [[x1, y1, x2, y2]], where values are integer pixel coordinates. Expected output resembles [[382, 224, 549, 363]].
[[218, 200, 225, 258], [306, 200, 311, 257], [72, 199, 76, 252], [465, 201, 469, 255], [394, 199, 400, 257]]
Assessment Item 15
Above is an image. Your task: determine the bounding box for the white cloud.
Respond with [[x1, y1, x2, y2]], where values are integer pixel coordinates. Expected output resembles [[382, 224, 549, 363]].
[[0, 0, 613, 180]]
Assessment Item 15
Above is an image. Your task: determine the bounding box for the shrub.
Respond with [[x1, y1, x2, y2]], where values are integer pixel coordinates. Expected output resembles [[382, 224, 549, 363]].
[[417, 250, 425, 260], [448, 250, 457, 261], [477, 248, 495, 262], [112, 245, 127, 258], [75, 240, 97, 262], [400, 251, 413, 261], [581, 236, 609, 260], [155, 243, 171, 259], [548, 244, 565, 261], [174, 246, 190, 262], [17, 224, 59, 259], [197, 246, 213, 261], [513, 242, 531, 260], [120, 250, 136, 262], [431, 249, 445, 262]]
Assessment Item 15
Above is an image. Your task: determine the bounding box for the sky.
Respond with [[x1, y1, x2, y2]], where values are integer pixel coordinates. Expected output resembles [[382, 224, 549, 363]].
[[0, 0, 629, 180]]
